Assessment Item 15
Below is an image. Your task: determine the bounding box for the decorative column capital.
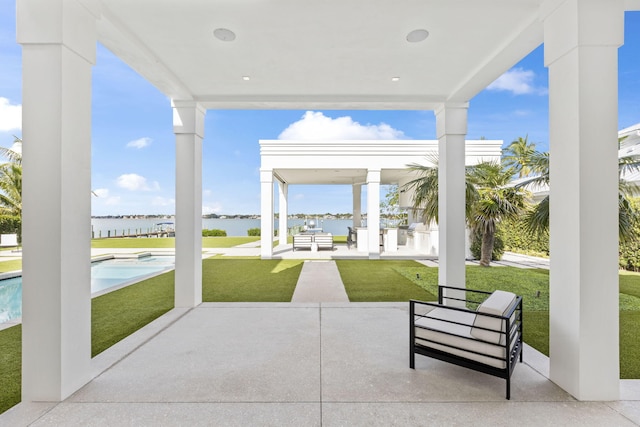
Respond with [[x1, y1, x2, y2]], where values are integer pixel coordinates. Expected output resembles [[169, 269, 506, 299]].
[[435, 103, 469, 138], [172, 101, 206, 137], [17, 0, 99, 65]]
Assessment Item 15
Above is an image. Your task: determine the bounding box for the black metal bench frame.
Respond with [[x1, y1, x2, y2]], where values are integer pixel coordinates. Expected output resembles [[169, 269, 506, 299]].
[[410, 285, 523, 399]]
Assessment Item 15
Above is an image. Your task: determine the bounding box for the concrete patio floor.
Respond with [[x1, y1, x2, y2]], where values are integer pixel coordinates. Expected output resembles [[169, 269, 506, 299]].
[[3, 302, 640, 426]]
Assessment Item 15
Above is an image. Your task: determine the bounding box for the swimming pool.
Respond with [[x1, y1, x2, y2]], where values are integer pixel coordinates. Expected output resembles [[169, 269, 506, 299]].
[[0, 255, 175, 324]]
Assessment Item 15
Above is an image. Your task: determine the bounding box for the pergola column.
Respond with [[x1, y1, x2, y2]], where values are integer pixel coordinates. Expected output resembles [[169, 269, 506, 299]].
[[278, 180, 288, 245], [367, 169, 381, 258], [260, 169, 274, 258], [173, 101, 205, 307], [353, 184, 362, 228], [18, 0, 98, 401], [542, 0, 623, 400], [435, 103, 468, 300]]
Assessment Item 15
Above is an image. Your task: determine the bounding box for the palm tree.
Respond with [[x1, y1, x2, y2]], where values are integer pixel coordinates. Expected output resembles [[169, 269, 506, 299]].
[[0, 137, 22, 241], [517, 141, 640, 243], [503, 136, 536, 178], [466, 162, 528, 266], [404, 157, 528, 266]]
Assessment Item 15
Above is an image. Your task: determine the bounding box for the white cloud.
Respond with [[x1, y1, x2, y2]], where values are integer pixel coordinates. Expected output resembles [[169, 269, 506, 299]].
[[202, 203, 223, 215], [278, 111, 406, 140], [0, 97, 22, 132], [116, 173, 159, 191], [487, 68, 544, 95], [126, 137, 152, 149]]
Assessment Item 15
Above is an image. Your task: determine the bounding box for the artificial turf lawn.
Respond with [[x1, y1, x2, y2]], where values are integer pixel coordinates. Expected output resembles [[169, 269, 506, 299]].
[[0, 259, 22, 273], [336, 260, 437, 302], [90, 236, 260, 249], [202, 258, 304, 302], [91, 271, 175, 357]]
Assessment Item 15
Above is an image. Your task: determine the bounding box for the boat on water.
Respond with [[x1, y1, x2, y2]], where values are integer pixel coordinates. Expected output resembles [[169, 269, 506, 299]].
[[154, 222, 175, 237]]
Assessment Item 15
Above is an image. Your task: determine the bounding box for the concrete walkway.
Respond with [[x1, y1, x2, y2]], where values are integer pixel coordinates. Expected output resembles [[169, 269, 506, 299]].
[[291, 260, 349, 303]]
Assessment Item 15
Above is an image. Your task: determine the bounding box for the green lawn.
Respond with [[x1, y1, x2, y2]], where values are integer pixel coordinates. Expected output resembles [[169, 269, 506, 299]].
[[0, 259, 21, 273], [336, 260, 437, 301], [202, 258, 304, 301]]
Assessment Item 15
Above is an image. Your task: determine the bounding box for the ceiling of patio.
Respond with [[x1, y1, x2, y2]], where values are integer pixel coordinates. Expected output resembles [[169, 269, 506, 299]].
[[96, 0, 546, 110]]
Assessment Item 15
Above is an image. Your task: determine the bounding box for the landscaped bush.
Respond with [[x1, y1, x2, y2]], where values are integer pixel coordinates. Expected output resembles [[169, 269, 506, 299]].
[[500, 216, 549, 257], [470, 229, 504, 261], [202, 229, 227, 237], [247, 228, 260, 236]]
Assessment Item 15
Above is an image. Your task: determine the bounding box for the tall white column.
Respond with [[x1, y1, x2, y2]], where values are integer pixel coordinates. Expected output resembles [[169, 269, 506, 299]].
[[353, 184, 362, 228], [18, 0, 98, 401], [367, 170, 381, 259], [173, 101, 205, 307], [278, 181, 288, 245], [435, 104, 468, 299], [543, 0, 623, 400], [260, 170, 274, 258]]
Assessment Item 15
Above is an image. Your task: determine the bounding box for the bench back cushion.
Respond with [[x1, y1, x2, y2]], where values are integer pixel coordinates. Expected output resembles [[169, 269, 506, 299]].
[[470, 290, 516, 345]]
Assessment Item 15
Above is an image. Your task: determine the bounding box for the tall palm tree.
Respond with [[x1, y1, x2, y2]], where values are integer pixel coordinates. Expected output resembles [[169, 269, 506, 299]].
[[404, 158, 528, 266], [0, 137, 23, 241], [466, 162, 528, 266], [503, 136, 536, 178]]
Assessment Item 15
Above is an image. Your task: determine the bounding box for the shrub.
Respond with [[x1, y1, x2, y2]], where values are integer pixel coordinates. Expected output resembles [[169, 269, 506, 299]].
[[247, 228, 261, 237], [500, 216, 549, 256], [202, 229, 227, 237]]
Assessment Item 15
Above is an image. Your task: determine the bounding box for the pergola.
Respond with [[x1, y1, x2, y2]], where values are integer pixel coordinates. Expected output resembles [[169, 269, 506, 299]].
[[17, 0, 640, 402], [258, 139, 503, 258]]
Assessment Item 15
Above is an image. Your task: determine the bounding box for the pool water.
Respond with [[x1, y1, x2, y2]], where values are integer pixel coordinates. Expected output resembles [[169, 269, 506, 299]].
[[0, 256, 175, 324]]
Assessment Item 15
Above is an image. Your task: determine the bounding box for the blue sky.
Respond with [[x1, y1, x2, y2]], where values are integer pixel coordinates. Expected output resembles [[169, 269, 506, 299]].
[[0, 3, 638, 216]]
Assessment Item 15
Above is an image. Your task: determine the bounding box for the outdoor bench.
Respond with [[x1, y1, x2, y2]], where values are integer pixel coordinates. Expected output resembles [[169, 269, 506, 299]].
[[292, 234, 314, 251], [314, 234, 334, 250], [410, 285, 523, 399]]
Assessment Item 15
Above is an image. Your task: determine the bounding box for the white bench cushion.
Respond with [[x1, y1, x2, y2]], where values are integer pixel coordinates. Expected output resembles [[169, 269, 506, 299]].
[[414, 307, 507, 369], [470, 290, 516, 345]]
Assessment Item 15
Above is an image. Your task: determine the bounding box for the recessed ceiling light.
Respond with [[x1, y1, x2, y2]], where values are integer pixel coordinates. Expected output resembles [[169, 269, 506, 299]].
[[391, 77, 400, 82], [242, 76, 251, 81], [214, 28, 236, 41], [406, 29, 429, 43]]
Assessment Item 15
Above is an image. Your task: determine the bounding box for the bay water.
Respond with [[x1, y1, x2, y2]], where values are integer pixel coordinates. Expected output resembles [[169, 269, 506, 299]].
[[91, 217, 356, 237]]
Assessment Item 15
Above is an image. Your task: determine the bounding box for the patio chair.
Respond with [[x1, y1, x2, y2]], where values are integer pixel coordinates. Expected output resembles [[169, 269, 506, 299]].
[[410, 286, 523, 399]]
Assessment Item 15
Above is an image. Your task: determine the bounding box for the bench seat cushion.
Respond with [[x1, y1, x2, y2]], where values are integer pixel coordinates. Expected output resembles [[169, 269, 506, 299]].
[[414, 307, 507, 369], [471, 290, 516, 344]]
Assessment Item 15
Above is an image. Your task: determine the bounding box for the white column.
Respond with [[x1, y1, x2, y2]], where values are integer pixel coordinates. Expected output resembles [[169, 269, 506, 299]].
[[18, 0, 98, 401], [435, 104, 468, 300], [278, 181, 288, 245], [353, 184, 362, 228], [543, 0, 623, 400], [260, 170, 274, 258], [173, 101, 205, 307], [366, 170, 381, 259]]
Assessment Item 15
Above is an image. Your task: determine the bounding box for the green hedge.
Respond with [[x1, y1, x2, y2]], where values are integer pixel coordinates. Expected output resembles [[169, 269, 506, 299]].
[[620, 199, 640, 271], [202, 229, 227, 237], [247, 228, 260, 237], [500, 216, 549, 257]]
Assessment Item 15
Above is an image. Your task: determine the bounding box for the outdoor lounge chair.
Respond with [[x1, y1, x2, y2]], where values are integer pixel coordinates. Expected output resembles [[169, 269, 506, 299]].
[[314, 233, 334, 250], [410, 286, 523, 399], [293, 234, 314, 251]]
